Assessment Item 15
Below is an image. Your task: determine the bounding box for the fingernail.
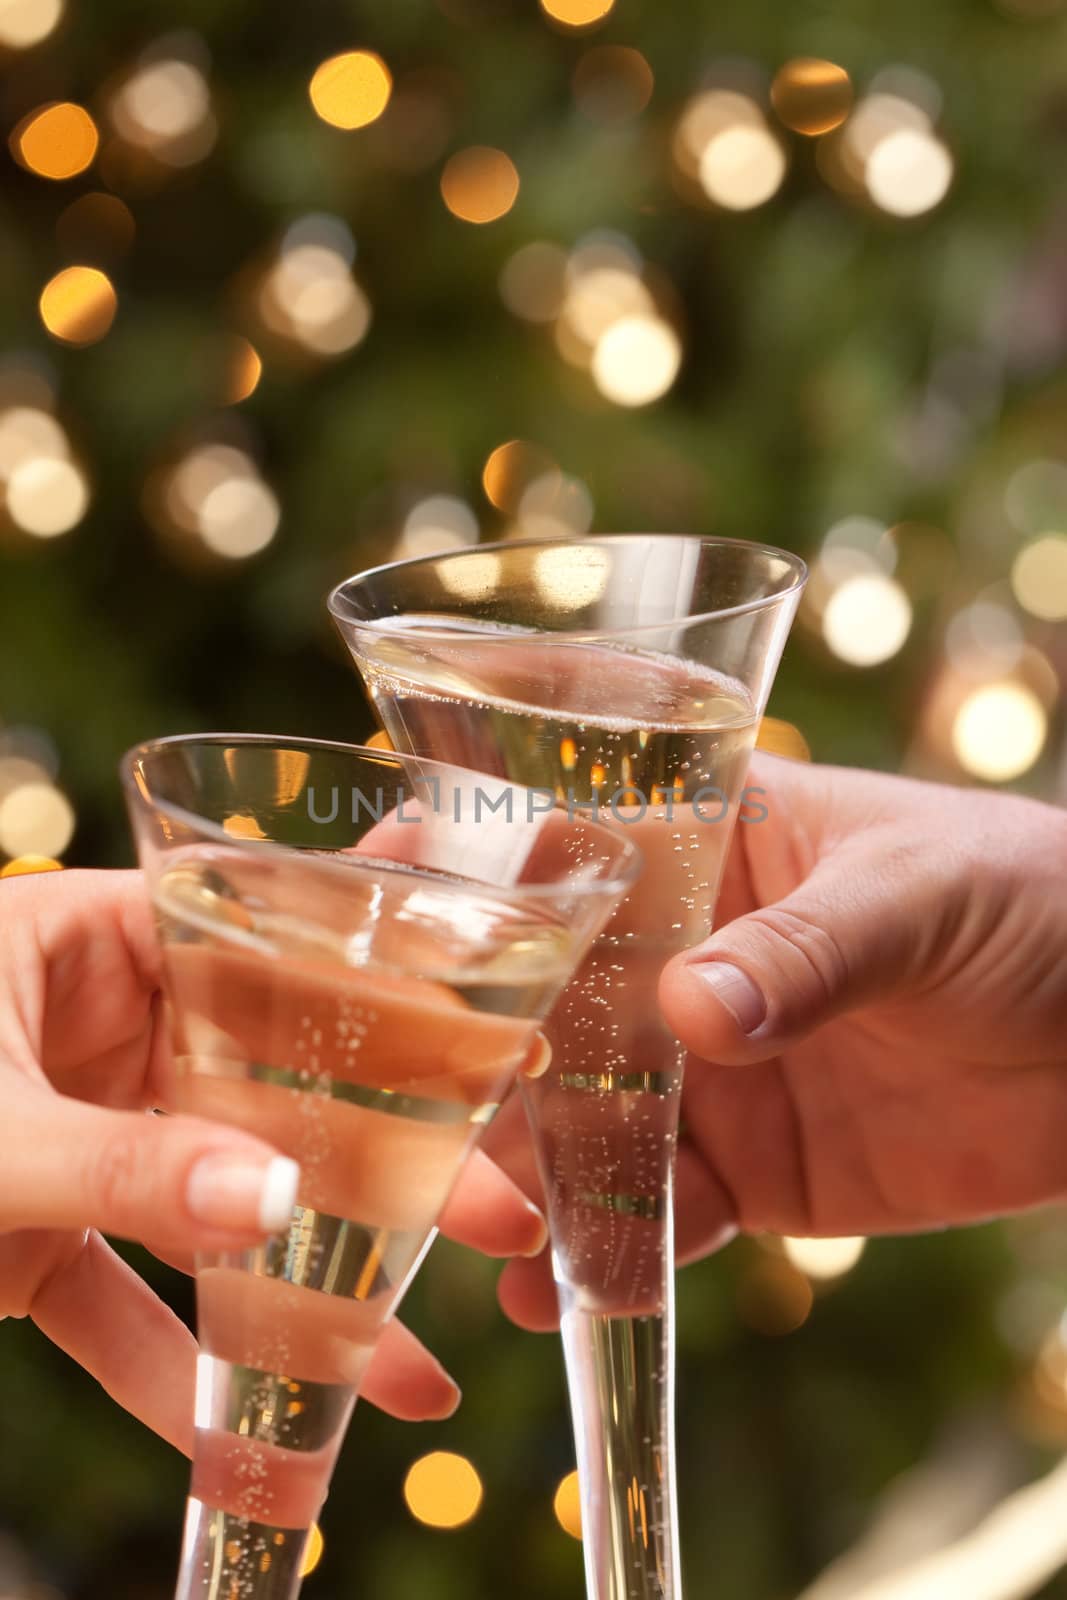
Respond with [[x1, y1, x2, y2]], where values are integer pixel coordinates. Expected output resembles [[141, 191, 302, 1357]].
[[187, 1153, 300, 1233], [520, 1208, 550, 1259], [431, 1378, 462, 1419], [693, 962, 766, 1035]]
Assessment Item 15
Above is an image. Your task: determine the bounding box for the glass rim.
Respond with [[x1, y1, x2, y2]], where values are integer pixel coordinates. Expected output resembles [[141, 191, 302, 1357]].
[[120, 731, 642, 902], [328, 532, 808, 641]]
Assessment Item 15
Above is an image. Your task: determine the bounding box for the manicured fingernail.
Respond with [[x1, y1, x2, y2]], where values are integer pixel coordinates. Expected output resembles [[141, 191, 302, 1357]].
[[693, 962, 766, 1035], [520, 1207, 550, 1259], [187, 1153, 300, 1233]]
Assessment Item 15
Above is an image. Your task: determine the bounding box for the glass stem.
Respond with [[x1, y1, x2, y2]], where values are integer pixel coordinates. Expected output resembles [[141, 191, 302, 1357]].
[[559, 1207, 681, 1600]]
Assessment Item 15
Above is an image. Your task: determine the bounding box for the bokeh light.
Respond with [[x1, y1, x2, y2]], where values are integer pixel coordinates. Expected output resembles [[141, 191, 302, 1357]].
[[0, 782, 75, 859], [309, 51, 392, 131], [110, 58, 216, 167], [553, 1471, 582, 1539], [438, 550, 503, 600], [0, 0, 63, 48], [499, 242, 567, 323], [13, 103, 98, 180], [573, 47, 654, 123], [782, 1236, 866, 1279], [224, 337, 263, 404], [673, 90, 765, 181], [56, 191, 136, 262], [592, 314, 682, 407], [540, 0, 615, 27], [1004, 459, 1067, 533], [952, 682, 1048, 781], [737, 1256, 814, 1336], [7, 458, 89, 538], [770, 58, 853, 136], [0, 855, 64, 877], [1012, 535, 1067, 620], [756, 717, 812, 761], [160, 444, 279, 561], [39, 266, 118, 346], [866, 128, 953, 217], [299, 1524, 323, 1579], [822, 574, 912, 666], [0, 408, 69, 481], [699, 124, 787, 211], [482, 440, 554, 513], [403, 1452, 484, 1529], [518, 470, 594, 539], [441, 146, 519, 224], [394, 495, 479, 559], [258, 225, 371, 358]]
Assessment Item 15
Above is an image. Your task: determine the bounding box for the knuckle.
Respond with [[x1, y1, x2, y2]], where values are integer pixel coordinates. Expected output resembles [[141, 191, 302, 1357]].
[[747, 903, 850, 1015], [91, 1126, 152, 1220]]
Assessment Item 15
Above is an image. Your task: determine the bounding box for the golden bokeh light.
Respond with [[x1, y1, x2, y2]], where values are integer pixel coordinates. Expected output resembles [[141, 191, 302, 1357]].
[[299, 1524, 324, 1579], [437, 550, 503, 600], [770, 58, 853, 136], [499, 242, 567, 323], [561, 266, 653, 351], [952, 682, 1047, 782], [7, 457, 90, 538], [13, 102, 98, 180], [259, 242, 371, 357], [225, 337, 263, 404], [0, 0, 63, 49], [782, 1236, 866, 1280], [1012, 534, 1067, 620], [309, 51, 392, 130], [737, 1257, 814, 1336], [554, 1471, 583, 1540], [673, 90, 765, 180], [699, 123, 787, 210], [533, 543, 608, 609], [394, 494, 479, 560], [162, 444, 279, 561], [56, 191, 136, 262], [482, 439, 554, 513], [573, 47, 654, 123], [440, 146, 519, 224], [110, 60, 216, 166], [822, 573, 912, 666], [540, 0, 615, 25], [592, 314, 681, 407], [39, 266, 117, 345], [518, 471, 594, 539], [403, 1452, 484, 1529], [756, 717, 812, 761], [0, 855, 64, 877], [0, 783, 75, 860], [0, 407, 70, 481], [866, 127, 953, 217]]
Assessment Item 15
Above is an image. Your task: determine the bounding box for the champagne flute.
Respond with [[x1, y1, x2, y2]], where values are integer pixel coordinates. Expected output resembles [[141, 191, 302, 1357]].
[[329, 535, 806, 1600], [121, 733, 639, 1600]]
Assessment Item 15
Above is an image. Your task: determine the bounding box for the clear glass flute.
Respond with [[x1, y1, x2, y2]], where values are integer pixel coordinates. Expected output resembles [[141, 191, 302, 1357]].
[[121, 733, 639, 1600], [330, 535, 806, 1600]]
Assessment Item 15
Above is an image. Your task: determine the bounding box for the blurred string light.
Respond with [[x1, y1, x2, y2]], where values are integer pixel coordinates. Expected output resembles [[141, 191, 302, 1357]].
[[403, 1452, 483, 1529], [1012, 535, 1067, 619], [807, 517, 912, 667], [499, 242, 568, 323], [952, 682, 1047, 782], [309, 50, 392, 130], [1004, 458, 1067, 532], [257, 216, 370, 358], [550, 233, 683, 407], [482, 439, 555, 514], [393, 495, 479, 560], [782, 1236, 866, 1279], [592, 314, 681, 406], [756, 716, 812, 761], [554, 1471, 582, 1539], [0, 0, 63, 48], [11, 102, 98, 180], [819, 78, 953, 216], [224, 337, 263, 404], [0, 782, 75, 860], [540, 0, 615, 28], [153, 443, 279, 560], [518, 470, 594, 539], [0, 406, 89, 538], [299, 1524, 323, 1578], [440, 146, 519, 224], [109, 54, 216, 167], [866, 130, 953, 218], [572, 47, 654, 124], [770, 58, 853, 136], [672, 87, 787, 211], [945, 598, 1025, 676], [0, 855, 64, 876], [39, 266, 117, 346], [737, 1254, 814, 1335]]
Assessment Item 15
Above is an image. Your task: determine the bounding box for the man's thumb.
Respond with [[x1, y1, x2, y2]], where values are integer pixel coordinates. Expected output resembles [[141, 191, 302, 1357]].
[[659, 861, 920, 1064]]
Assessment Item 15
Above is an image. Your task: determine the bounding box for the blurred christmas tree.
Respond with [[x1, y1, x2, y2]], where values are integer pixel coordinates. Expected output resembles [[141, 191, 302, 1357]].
[[3, 0, 1067, 1596]]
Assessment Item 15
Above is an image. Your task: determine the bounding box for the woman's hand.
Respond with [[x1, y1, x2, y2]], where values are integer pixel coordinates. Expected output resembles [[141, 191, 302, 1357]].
[[496, 755, 1067, 1327], [0, 869, 546, 1450]]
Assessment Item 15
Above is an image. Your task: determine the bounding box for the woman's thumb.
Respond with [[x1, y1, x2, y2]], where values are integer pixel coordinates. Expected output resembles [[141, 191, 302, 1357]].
[[659, 856, 921, 1064], [1, 1087, 300, 1250]]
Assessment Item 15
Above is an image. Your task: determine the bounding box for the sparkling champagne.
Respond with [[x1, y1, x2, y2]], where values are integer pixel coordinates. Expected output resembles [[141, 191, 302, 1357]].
[[155, 849, 570, 1599]]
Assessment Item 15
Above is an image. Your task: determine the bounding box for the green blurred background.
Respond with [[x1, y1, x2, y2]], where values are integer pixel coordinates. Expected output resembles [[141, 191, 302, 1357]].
[[3, 0, 1067, 1595]]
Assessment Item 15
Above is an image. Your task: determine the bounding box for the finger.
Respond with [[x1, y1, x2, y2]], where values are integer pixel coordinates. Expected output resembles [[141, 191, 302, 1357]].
[[659, 837, 946, 1065], [360, 1317, 461, 1420], [30, 1229, 197, 1455], [2, 1088, 300, 1253], [437, 1147, 547, 1259], [497, 1250, 560, 1332]]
